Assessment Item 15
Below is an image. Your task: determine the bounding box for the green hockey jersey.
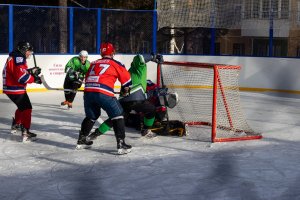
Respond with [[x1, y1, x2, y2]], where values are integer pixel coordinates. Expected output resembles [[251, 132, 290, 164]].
[[65, 56, 90, 80]]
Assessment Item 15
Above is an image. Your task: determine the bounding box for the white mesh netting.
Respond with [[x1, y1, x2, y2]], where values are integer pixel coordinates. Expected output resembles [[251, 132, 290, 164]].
[[157, 0, 290, 29], [160, 62, 261, 141]]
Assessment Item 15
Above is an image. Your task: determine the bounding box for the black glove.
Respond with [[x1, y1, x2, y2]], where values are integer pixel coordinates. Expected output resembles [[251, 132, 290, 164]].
[[120, 86, 130, 97], [151, 53, 164, 64], [78, 73, 84, 81], [27, 66, 41, 76], [72, 79, 83, 90], [66, 68, 76, 80], [33, 75, 42, 84]]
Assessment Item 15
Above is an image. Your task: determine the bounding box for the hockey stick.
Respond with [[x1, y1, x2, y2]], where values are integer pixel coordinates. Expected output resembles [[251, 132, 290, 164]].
[[32, 53, 74, 92], [41, 75, 121, 94], [158, 63, 170, 123], [32, 52, 37, 68], [41, 75, 81, 92]]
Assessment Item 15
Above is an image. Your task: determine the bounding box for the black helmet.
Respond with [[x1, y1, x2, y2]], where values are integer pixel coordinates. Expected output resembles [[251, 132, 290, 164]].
[[16, 41, 33, 56]]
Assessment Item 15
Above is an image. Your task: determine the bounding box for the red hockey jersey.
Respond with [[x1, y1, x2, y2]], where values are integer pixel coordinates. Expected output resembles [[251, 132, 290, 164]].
[[84, 57, 131, 96], [2, 51, 35, 94]]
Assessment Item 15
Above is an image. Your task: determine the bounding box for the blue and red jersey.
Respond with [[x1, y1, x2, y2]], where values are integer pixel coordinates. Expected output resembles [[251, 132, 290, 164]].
[[2, 51, 35, 94], [84, 57, 131, 96]]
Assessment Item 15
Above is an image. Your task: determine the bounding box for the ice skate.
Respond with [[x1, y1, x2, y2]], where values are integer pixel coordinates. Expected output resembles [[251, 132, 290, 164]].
[[61, 100, 68, 106], [117, 139, 132, 155], [87, 129, 103, 141], [11, 117, 22, 134], [27, 129, 37, 139], [76, 139, 93, 150], [76, 131, 93, 150], [67, 102, 72, 109], [141, 129, 157, 138], [21, 128, 37, 143], [60, 100, 70, 109]]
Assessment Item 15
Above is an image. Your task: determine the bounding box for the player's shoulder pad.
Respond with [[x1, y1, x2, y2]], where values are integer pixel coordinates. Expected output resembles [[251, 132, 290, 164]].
[[73, 56, 82, 64], [111, 58, 126, 68], [14, 56, 26, 66]]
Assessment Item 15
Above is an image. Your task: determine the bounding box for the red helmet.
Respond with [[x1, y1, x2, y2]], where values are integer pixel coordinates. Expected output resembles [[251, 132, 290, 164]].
[[100, 42, 115, 56]]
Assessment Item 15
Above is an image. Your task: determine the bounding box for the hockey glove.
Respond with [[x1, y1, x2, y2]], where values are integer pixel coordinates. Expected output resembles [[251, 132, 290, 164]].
[[151, 53, 164, 64], [120, 86, 130, 97], [27, 66, 41, 76], [33, 75, 42, 84], [67, 68, 78, 81], [78, 73, 85, 81], [72, 79, 83, 90], [142, 54, 152, 63]]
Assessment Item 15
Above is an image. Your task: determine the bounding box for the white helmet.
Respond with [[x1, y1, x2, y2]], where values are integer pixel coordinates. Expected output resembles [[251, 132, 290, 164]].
[[79, 50, 88, 57]]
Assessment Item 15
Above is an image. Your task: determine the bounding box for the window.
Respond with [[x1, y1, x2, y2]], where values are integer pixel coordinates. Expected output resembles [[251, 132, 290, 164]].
[[273, 39, 287, 57], [297, 46, 300, 57], [233, 43, 245, 55], [244, 0, 289, 20], [253, 38, 287, 57], [215, 43, 220, 55], [253, 38, 268, 56]]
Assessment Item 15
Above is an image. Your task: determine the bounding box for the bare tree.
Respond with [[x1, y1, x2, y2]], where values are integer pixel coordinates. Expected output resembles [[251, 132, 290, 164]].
[[59, 0, 68, 53]]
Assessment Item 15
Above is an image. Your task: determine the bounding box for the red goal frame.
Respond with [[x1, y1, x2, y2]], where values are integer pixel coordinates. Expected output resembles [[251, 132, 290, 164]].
[[157, 61, 262, 143]]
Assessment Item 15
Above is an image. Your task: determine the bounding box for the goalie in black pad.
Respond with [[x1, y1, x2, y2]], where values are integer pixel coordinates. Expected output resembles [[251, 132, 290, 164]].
[[87, 79, 185, 141], [141, 80, 185, 137]]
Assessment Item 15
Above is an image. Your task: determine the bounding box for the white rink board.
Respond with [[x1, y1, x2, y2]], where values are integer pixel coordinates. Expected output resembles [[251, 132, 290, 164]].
[[0, 54, 300, 92], [0, 54, 158, 90]]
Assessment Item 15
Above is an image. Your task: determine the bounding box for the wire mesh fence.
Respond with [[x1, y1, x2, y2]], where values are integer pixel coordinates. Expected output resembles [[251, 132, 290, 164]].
[[0, 3, 299, 57]]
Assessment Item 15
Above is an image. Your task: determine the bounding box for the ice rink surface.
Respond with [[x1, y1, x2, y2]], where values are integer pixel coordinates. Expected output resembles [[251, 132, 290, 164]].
[[1, 91, 300, 200]]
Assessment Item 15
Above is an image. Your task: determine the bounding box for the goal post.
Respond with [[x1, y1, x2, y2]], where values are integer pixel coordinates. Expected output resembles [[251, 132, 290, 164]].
[[157, 61, 262, 143]]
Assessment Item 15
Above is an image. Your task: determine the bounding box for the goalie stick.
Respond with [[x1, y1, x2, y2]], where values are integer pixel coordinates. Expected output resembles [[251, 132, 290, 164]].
[[158, 63, 170, 121]]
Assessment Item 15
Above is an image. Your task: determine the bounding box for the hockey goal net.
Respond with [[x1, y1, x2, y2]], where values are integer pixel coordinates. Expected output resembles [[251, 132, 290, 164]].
[[157, 61, 262, 142]]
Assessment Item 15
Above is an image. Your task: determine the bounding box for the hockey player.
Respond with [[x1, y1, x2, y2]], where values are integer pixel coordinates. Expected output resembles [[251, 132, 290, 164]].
[[61, 50, 90, 109], [2, 41, 42, 142], [87, 53, 164, 141], [76, 42, 132, 154]]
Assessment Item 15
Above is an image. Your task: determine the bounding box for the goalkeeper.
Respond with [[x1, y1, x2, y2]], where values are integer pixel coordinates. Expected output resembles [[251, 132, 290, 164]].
[[87, 53, 164, 140], [61, 50, 90, 109]]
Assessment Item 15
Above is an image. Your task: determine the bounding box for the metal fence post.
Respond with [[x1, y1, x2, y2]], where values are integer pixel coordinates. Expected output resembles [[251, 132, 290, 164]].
[[269, 8, 273, 57], [9, 4, 13, 52], [97, 8, 101, 54], [152, 10, 157, 53], [69, 7, 74, 54]]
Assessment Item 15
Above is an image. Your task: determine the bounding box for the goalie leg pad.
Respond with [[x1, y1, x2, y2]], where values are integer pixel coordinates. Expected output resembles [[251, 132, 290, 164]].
[[151, 120, 186, 137]]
